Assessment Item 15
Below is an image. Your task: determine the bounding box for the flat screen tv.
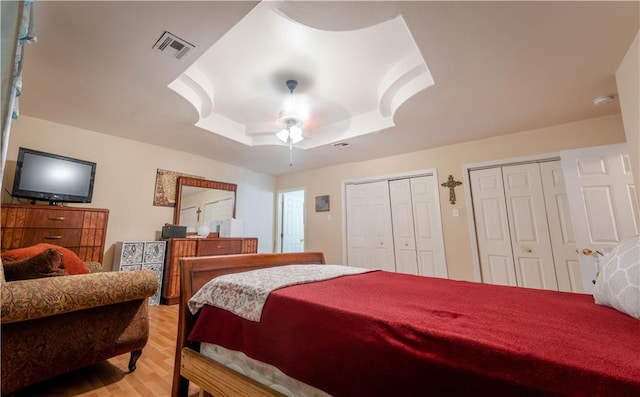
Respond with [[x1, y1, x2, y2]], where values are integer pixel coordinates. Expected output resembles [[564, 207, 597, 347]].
[[11, 147, 96, 205]]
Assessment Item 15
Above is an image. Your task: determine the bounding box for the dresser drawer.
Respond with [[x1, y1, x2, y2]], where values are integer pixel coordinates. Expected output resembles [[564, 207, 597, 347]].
[[20, 229, 82, 247], [1, 204, 109, 263], [24, 209, 84, 228], [197, 239, 242, 256]]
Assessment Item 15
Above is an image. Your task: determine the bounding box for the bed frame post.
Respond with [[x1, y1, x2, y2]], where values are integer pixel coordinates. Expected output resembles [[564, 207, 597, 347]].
[[171, 258, 196, 397]]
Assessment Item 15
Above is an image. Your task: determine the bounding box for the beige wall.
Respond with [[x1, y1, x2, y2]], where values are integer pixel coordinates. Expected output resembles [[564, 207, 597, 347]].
[[616, 30, 640, 201], [2, 114, 632, 278], [276, 115, 626, 281], [2, 116, 276, 269]]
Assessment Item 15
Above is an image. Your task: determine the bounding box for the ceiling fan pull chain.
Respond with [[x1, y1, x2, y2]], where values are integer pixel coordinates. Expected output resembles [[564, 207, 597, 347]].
[[289, 139, 293, 166]]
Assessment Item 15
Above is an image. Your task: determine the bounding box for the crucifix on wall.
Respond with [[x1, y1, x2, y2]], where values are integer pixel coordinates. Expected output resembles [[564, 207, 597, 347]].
[[441, 175, 462, 205]]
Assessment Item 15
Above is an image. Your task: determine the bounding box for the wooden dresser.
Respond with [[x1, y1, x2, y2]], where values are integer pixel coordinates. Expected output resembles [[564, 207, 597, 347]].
[[162, 237, 258, 305], [1, 204, 109, 263]]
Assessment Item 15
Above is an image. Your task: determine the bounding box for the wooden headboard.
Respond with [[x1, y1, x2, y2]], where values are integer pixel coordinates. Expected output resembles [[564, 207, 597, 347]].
[[172, 252, 326, 397]]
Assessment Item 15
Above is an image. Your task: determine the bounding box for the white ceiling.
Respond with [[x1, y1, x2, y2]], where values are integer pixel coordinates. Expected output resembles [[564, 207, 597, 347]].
[[169, 1, 435, 149], [20, 1, 639, 176]]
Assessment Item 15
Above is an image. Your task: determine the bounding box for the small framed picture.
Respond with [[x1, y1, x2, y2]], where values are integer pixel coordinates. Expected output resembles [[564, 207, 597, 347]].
[[315, 195, 330, 212]]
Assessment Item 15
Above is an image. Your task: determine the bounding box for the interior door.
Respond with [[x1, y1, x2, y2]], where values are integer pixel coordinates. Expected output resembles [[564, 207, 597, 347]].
[[470, 167, 517, 286], [280, 190, 305, 252], [389, 179, 418, 274], [561, 143, 639, 293], [502, 163, 558, 290], [346, 181, 395, 271]]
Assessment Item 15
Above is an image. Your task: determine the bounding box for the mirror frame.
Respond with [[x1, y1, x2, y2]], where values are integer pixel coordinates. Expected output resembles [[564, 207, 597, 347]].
[[173, 176, 237, 227]]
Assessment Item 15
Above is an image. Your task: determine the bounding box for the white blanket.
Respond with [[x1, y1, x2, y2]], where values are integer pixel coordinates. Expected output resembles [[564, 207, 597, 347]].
[[188, 264, 375, 321]]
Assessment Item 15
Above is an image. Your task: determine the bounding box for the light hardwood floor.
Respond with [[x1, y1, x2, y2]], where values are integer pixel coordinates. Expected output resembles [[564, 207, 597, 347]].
[[12, 304, 201, 397]]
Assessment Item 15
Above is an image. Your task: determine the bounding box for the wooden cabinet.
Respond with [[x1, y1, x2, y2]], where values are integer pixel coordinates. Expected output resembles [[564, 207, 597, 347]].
[[1, 204, 109, 263], [162, 237, 258, 305], [113, 241, 166, 306]]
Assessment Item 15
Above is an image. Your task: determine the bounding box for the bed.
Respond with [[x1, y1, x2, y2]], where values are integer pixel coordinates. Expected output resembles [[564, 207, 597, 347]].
[[171, 252, 640, 397]]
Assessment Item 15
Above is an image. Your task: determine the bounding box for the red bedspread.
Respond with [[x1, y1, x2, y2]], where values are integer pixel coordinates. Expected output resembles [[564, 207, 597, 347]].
[[188, 271, 640, 396]]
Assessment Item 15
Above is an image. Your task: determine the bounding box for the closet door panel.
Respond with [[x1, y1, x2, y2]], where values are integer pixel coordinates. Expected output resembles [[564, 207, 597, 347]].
[[346, 184, 374, 269], [540, 161, 582, 292], [503, 164, 558, 290], [370, 182, 395, 271], [390, 179, 418, 274], [470, 168, 517, 286], [411, 176, 447, 277]]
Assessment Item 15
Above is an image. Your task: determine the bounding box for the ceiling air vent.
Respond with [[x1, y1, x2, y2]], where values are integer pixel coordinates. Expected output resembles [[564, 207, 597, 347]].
[[332, 142, 352, 149], [152, 31, 195, 60]]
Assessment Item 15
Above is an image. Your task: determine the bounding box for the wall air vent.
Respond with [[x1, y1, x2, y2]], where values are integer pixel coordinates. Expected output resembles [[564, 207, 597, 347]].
[[332, 142, 352, 149], [152, 31, 195, 60]]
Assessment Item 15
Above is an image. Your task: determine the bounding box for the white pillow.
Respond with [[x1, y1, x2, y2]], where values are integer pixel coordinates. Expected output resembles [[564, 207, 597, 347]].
[[593, 235, 640, 319]]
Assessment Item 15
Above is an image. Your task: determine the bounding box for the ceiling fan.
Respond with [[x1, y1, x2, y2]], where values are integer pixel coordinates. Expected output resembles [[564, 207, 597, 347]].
[[275, 79, 308, 166]]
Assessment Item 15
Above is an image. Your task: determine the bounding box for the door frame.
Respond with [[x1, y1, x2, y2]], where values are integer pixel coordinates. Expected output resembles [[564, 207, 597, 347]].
[[462, 152, 561, 282], [276, 188, 306, 253], [341, 168, 443, 266]]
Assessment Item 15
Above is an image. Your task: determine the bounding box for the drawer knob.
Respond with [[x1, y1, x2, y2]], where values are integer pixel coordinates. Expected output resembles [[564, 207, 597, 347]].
[[217, 245, 226, 249], [48, 216, 65, 221], [44, 235, 63, 240]]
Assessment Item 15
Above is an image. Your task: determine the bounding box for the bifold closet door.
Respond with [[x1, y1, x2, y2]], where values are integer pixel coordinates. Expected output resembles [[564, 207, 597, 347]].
[[346, 181, 395, 271], [472, 161, 580, 291], [347, 176, 447, 276], [389, 176, 448, 277]]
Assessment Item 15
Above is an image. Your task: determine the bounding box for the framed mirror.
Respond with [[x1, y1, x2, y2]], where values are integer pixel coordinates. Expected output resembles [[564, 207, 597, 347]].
[[173, 176, 237, 235]]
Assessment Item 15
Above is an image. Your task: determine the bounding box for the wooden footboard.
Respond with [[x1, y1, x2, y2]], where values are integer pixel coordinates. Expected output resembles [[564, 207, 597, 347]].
[[181, 347, 283, 397], [171, 252, 325, 397]]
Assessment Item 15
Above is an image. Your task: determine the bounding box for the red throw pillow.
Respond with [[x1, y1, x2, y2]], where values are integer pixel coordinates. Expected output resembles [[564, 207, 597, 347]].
[[2, 248, 66, 281], [1, 243, 90, 275]]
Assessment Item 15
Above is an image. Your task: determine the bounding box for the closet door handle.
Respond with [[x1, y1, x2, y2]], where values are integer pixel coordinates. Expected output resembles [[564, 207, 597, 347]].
[[523, 247, 532, 253]]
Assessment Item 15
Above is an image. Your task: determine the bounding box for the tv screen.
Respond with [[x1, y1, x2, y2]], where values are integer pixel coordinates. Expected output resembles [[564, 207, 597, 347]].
[[12, 147, 96, 205]]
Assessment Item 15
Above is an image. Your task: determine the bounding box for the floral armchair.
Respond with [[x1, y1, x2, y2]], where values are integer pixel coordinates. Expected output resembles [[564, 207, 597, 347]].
[[0, 258, 158, 395]]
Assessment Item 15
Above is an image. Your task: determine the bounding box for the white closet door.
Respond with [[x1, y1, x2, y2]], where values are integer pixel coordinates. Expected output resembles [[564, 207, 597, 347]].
[[561, 143, 639, 293], [502, 164, 558, 290], [389, 179, 418, 274], [470, 168, 517, 286], [346, 182, 395, 271], [540, 161, 583, 292], [411, 176, 448, 278]]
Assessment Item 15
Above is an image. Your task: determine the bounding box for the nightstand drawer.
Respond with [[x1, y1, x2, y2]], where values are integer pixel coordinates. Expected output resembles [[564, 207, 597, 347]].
[[197, 239, 242, 256]]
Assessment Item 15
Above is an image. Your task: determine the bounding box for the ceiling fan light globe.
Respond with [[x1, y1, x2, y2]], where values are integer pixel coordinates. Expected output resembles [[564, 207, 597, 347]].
[[290, 126, 303, 143], [276, 129, 289, 143]]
